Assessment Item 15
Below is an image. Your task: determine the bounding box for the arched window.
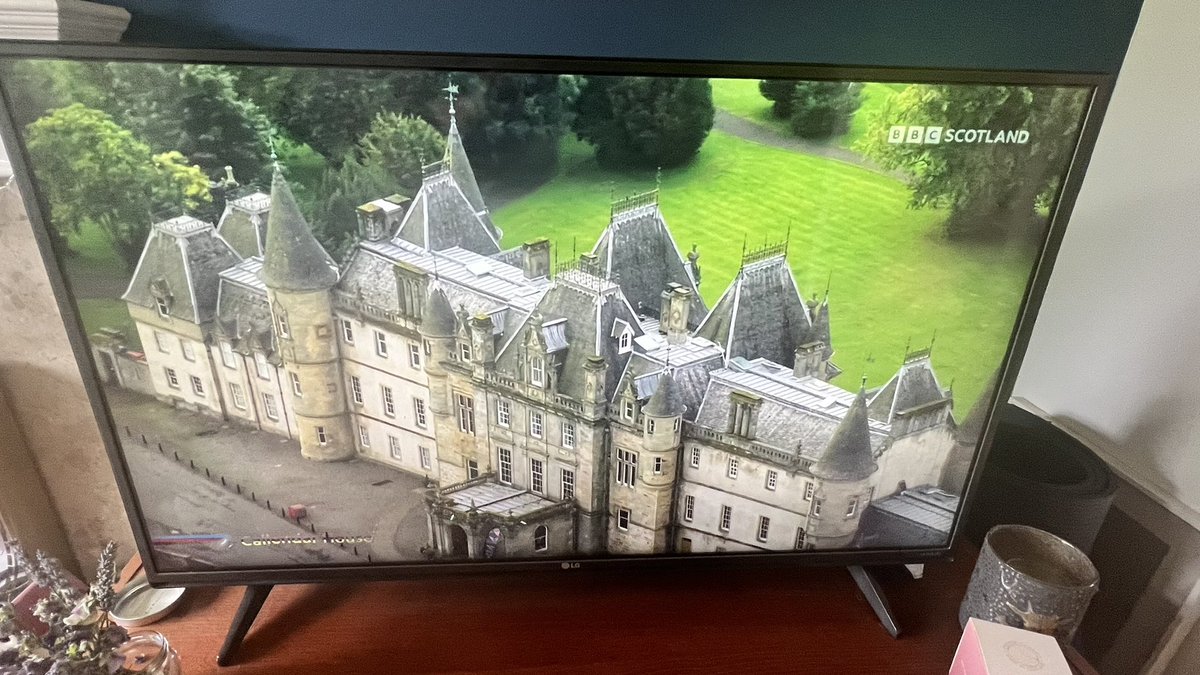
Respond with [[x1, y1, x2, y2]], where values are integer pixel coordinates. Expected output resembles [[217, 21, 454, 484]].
[[530, 356, 545, 387], [533, 525, 548, 552]]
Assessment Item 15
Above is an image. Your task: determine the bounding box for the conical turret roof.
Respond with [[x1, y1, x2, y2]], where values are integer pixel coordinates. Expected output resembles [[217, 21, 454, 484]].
[[422, 282, 457, 337], [644, 370, 686, 417], [445, 116, 487, 217], [261, 169, 336, 291], [811, 386, 877, 481]]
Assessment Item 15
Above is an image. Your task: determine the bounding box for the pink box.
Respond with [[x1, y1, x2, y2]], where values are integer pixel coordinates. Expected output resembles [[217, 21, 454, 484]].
[[951, 618, 1071, 675]]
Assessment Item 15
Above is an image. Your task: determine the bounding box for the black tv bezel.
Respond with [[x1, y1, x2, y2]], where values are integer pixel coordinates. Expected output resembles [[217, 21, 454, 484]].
[[0, 41, 1114, 588]]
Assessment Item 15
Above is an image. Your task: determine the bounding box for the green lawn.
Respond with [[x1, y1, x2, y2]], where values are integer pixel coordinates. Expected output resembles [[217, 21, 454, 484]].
[[494, 132, 1034, 415], [710, 79, 907, 151], [61, 221, 141, 347], [710, 78, 792, 136], [76, 297, 142, 349]]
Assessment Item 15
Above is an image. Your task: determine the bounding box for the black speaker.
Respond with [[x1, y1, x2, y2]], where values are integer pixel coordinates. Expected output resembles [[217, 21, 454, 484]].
[[965, 403, 1117, 554]]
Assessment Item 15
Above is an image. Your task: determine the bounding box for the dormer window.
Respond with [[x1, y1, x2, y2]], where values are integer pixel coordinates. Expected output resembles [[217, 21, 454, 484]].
[[459, 341, 473, 362], [155, 296, 170, 318], [612, 319, 633, 354], [623, 399, 635, 421], [530, 355, 545, 387], [729, 393, 759, 439]]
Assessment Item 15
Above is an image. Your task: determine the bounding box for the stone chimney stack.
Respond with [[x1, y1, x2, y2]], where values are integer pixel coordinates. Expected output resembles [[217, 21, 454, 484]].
[[582, 355, 608, 420], [470, 313, 495, 377], [660, 284, 691, 345], [356, 194, 408, 242], [794, 341, 827, 380], [521, 238, 551, 279]]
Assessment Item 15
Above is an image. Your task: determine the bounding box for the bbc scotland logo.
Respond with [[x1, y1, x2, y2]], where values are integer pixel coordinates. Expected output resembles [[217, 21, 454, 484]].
[[888, 125, 1030, 145]]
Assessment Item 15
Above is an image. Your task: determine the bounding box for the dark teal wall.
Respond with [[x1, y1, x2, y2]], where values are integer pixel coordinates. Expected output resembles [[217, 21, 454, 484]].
[[98, 0, 1143, 75]]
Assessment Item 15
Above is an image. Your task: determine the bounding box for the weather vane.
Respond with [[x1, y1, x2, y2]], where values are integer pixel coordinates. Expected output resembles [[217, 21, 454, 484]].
[[442, 76, 459, 117]]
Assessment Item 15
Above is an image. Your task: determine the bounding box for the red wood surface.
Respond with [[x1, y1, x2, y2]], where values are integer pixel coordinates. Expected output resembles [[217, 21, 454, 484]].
[[150, 548, 980, 674]]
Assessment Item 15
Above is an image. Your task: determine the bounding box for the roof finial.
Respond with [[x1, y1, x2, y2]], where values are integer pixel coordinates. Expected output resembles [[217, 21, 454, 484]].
[[785, 220, 792, 254], [929, 329, 937, 355], [268, 134, 279, 171], [824, 270, 832, 299], [904, 336, 911, 356], [860, 374, 868, 394], [655, 166, 662, 190], [442, 75, 459, 118]]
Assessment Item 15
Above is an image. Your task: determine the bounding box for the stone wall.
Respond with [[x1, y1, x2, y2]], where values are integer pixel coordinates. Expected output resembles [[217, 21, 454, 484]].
[[0, 180, 134, 573]]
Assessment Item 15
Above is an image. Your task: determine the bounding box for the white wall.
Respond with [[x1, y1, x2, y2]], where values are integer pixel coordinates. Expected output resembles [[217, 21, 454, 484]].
[[1010, 0, 1200, 671], [1013, 0, 1200, 530]]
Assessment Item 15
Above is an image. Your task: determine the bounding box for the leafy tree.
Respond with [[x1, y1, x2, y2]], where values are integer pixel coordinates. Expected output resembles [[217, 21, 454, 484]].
[[308, 156, 393, 258], [448, 73, 578, 183], [176, 65, 272, 182], [787, 81, 862, 139], [272, 136, 329, 218], [759, 78, 799, 117], [257, 68, 399, 162], [859, 84, 1088, 240], [25, 105, 211, 268], [572, 76, 714, 169], [51, 63, 273, 184], [355, 112, 446, 196], [0, 60, 104, 129]]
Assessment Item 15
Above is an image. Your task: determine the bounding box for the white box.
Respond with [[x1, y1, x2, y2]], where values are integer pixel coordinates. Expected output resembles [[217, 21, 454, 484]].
[[950, 618, 1072, 675]]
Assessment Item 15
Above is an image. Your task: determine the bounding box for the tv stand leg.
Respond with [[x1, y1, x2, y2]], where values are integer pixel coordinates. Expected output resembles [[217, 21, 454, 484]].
[[848, 566, 900, 638], [216, 584, 273, 666]]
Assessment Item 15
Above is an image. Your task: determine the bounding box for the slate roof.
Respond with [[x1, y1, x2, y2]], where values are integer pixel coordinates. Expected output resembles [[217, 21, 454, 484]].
[[215, 257, 274, 350], [592, 196, 706, 326], [615, 334, 724, 421], [868, 350, 952, 423], [122, 216, 241, 324], [445, 116, 489, 224], [394, 171, 501, 256], [496, 266, 642, 402], [693, 358, 889, 464], [393, 117, 501, 257], [261, 170, 337, 292], [643, 370, 686, 417], [695, 254, 816, 369], [856, 486, 959, 548], [810, 386, 878, 481], [338, 238, 548, 339], [216, 191, 270, 258]]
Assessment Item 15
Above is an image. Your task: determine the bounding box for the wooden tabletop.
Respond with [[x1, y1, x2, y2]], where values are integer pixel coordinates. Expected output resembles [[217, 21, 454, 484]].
[[149, 548, 978, 674]]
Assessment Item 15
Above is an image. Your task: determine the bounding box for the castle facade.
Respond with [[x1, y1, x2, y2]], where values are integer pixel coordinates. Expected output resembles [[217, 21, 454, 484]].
[[111, 109, 965, 561]]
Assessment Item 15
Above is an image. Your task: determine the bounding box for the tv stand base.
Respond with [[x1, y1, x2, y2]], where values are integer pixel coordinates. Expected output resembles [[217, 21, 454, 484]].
[[848, 566, 900, 638], [216, 584, 273, 667]]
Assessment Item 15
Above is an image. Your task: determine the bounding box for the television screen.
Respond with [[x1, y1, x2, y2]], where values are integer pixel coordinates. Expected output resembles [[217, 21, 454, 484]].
[[0, 47, 1103, 581]]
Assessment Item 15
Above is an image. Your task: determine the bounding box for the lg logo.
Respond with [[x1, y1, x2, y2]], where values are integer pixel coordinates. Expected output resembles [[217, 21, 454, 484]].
[[560, 561, 581, 570]]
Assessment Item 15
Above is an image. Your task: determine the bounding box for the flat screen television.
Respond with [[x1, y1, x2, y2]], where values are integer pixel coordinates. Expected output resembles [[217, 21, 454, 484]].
[[0, 44, 1111, 588]]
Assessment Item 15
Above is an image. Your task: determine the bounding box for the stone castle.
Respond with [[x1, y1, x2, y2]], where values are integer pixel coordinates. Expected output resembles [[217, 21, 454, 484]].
[[104, 105, 966, 561]]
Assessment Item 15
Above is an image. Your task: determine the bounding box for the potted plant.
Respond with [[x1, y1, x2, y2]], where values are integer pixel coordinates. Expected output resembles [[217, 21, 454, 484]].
[[0, 542, 129, 675]]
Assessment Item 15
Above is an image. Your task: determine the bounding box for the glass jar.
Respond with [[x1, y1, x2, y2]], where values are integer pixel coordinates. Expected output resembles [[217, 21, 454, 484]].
[[115, 629, 182, 675]]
